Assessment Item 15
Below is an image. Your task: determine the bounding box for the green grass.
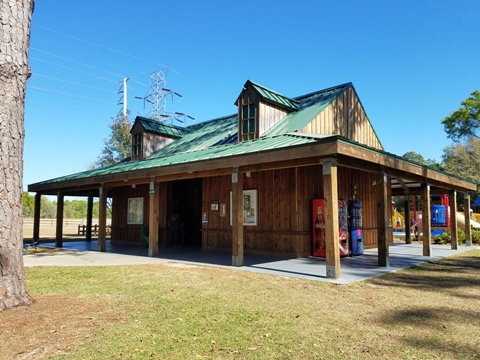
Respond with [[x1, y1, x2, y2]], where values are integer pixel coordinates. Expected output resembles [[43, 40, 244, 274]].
[[24, 249, 480, 359]]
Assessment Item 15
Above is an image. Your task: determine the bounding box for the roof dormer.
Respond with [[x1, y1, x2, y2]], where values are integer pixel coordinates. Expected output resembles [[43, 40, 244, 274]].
[[130, 116, 188, 161], [235, 80, 298, 142]]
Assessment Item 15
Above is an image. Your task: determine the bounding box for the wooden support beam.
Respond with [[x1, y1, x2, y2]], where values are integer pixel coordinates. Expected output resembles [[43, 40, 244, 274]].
[[376, 172, 390, 267], [148, 181, 160, 257], [449, 190, 458, 250], [404, 195, 411, 244], [33, 193, 41, 242], [98, 186, 107, 252], [158, 182, 168, 247], [421, 183, 431, 256], [86, 193, 93, 241], [323, 160, 340, 278], [55, 192, 64, 248], [464, 194, 472, 246], [232, 169, 244, 266]]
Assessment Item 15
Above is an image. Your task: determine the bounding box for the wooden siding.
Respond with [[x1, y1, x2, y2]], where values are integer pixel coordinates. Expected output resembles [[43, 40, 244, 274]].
[[111, 184, 150, 244], [201, 165, 381, 257], [258, 102, 289, 137], [301, 86, 383, 150], [143, 132, 174, 159], [131, 121, 175, 160]]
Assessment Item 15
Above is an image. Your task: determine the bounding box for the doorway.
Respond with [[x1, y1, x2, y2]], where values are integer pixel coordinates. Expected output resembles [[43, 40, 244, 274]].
[[171, 178, 203, 247]]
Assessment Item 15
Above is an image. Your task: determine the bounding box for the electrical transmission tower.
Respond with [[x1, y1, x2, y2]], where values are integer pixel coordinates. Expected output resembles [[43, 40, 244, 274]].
[[136, 67, 194, 124]]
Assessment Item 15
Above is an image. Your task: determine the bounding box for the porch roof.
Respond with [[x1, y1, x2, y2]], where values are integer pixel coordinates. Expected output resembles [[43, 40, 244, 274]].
[[28, 132, 477, 195]]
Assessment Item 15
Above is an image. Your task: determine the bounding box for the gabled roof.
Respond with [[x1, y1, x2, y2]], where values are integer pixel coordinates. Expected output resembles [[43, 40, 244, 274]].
[[29, 80, 476, 195], [132, 116, 189, 138], [264, 83, 351, 136], [235, 80, 299, 111]]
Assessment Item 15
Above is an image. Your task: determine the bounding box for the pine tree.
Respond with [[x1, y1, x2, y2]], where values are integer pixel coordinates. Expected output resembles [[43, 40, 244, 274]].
[[92, 112, 132, 168]]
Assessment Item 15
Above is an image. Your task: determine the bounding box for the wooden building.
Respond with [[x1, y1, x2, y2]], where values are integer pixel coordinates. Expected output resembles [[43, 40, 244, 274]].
[[28, 80, 477, 278]]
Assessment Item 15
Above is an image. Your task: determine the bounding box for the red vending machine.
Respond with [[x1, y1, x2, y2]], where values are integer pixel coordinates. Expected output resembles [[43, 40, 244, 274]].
[[312, 199, 349, 257]]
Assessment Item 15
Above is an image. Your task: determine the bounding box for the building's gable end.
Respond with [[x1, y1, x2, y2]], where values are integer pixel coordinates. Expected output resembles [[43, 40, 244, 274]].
[[300, 85, 383, 150]]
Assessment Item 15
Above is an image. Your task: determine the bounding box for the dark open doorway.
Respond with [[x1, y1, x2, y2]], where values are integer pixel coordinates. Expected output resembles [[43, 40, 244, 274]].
[[171, 178, 203, 247]]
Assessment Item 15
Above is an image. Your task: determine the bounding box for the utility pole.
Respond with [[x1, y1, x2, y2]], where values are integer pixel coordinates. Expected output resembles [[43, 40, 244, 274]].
[[117, 77, 130, 118]]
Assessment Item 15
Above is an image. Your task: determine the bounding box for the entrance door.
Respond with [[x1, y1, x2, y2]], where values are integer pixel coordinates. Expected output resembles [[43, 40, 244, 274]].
[[172, 178, 202, 247]]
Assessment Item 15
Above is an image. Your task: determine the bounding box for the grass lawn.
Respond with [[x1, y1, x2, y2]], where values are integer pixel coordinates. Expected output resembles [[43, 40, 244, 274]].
[[1, 249, 479, 359]]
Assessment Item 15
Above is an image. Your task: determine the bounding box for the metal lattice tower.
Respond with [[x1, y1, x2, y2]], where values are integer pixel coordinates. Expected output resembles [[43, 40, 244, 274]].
[[136, 67, 194, 124], [145, 67, 182, 121]]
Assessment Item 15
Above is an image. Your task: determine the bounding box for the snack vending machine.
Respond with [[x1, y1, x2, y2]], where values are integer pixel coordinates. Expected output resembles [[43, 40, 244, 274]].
[[348, 200, 364, 256], [312, 199, 349, 257]]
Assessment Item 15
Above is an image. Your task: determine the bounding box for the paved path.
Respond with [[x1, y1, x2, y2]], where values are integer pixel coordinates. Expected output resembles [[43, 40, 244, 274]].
[[23, 242, 477, 284]]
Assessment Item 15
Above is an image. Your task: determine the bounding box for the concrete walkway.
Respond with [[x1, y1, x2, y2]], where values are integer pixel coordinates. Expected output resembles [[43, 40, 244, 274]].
[[23, 241, 477, 284]]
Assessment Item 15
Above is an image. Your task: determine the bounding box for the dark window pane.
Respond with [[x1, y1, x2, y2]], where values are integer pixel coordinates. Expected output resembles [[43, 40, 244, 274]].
[[249, 119, 255, 132], [249, 103, 255, 118], [243, 105, 248, 119]]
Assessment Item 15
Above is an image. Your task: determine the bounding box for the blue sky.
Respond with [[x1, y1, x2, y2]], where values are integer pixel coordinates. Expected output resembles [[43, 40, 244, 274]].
[[25, 0, 480, 190]]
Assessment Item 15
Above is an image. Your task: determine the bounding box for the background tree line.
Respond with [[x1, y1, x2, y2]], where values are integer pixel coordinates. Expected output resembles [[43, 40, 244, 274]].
[[22, 192, 109, 219], [396, 90, 480, 212]]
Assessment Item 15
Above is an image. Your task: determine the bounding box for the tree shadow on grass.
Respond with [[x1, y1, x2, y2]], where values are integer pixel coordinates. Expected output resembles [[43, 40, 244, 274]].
[[379, 307, 480, 358], [367, 254, 480, 301]]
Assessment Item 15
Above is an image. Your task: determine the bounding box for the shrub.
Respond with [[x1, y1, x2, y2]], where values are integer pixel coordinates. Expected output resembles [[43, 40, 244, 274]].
[[432, 229, 467, 244]]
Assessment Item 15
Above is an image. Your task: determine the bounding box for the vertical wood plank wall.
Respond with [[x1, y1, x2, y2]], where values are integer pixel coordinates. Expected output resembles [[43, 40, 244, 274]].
[[301, 87, 383, 151], [111, 184, 150, 244], [201, 165, 380, 257], [258, 102, 289, 137]]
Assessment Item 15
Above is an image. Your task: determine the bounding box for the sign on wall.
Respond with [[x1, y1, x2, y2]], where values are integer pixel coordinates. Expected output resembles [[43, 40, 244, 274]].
[[230, 189, 258, 226], [128, 197, 144, 224]]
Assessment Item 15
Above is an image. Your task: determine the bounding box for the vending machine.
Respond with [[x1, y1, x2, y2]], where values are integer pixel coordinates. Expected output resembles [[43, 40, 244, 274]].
[[312, 199, 349, 257], [348, 200, 364, 256]]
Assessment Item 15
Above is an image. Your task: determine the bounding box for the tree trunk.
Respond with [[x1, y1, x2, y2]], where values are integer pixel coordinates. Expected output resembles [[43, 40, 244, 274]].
[[0, 0, 34, 311]]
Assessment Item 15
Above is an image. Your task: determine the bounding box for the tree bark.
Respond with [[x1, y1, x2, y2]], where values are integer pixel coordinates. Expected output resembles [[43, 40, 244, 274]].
[[0, 0, 34, 311]]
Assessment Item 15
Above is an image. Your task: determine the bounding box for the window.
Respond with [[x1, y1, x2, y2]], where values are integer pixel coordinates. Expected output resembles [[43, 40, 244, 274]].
[[242, 102, 256, 140], [132, 133, 142, 160]]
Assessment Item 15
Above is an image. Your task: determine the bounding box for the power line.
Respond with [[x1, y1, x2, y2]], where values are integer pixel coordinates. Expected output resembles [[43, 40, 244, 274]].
[[32, 24, 168, 69], [31, 47, 128, 80], [28, 85, 117, 105], [33, 73, 117, 94]]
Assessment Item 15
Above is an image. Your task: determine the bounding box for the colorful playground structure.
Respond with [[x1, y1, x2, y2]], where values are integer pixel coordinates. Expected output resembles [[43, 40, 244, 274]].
[[393, 194, 480, 236]]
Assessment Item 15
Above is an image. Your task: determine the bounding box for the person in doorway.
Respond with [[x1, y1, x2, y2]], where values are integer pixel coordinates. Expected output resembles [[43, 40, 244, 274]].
[[168, 211, 181, 247]]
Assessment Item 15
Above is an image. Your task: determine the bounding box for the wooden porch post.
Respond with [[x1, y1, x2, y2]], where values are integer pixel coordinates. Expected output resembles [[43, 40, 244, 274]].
[[159, 182, 168, 247], [323, 160, 340, 279], [33, 193, 41, 242], [449, 190, 458, 250], [86, 193, 93, 241], [376, 172, 390, 267], [98, 186, 107, 252], [421, 183, 431, 256], [464, 194, 472, 246], [404, 194, 411, 244], [55, 192, 64, 248], [148, 181, 160, 257], [232, 169, 244, 267]]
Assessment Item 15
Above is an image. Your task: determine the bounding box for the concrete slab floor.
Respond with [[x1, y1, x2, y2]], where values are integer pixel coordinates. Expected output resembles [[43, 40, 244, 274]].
[[23, 240, 478, 285]]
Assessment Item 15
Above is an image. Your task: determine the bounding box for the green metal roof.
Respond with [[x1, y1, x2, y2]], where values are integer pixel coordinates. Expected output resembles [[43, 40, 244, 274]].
[[148, 114, 238, 158], [134, 116, 189, 138], [30, 133, 332, 186], [235, 80, 299, 111], [29, 81, 392, 190]]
